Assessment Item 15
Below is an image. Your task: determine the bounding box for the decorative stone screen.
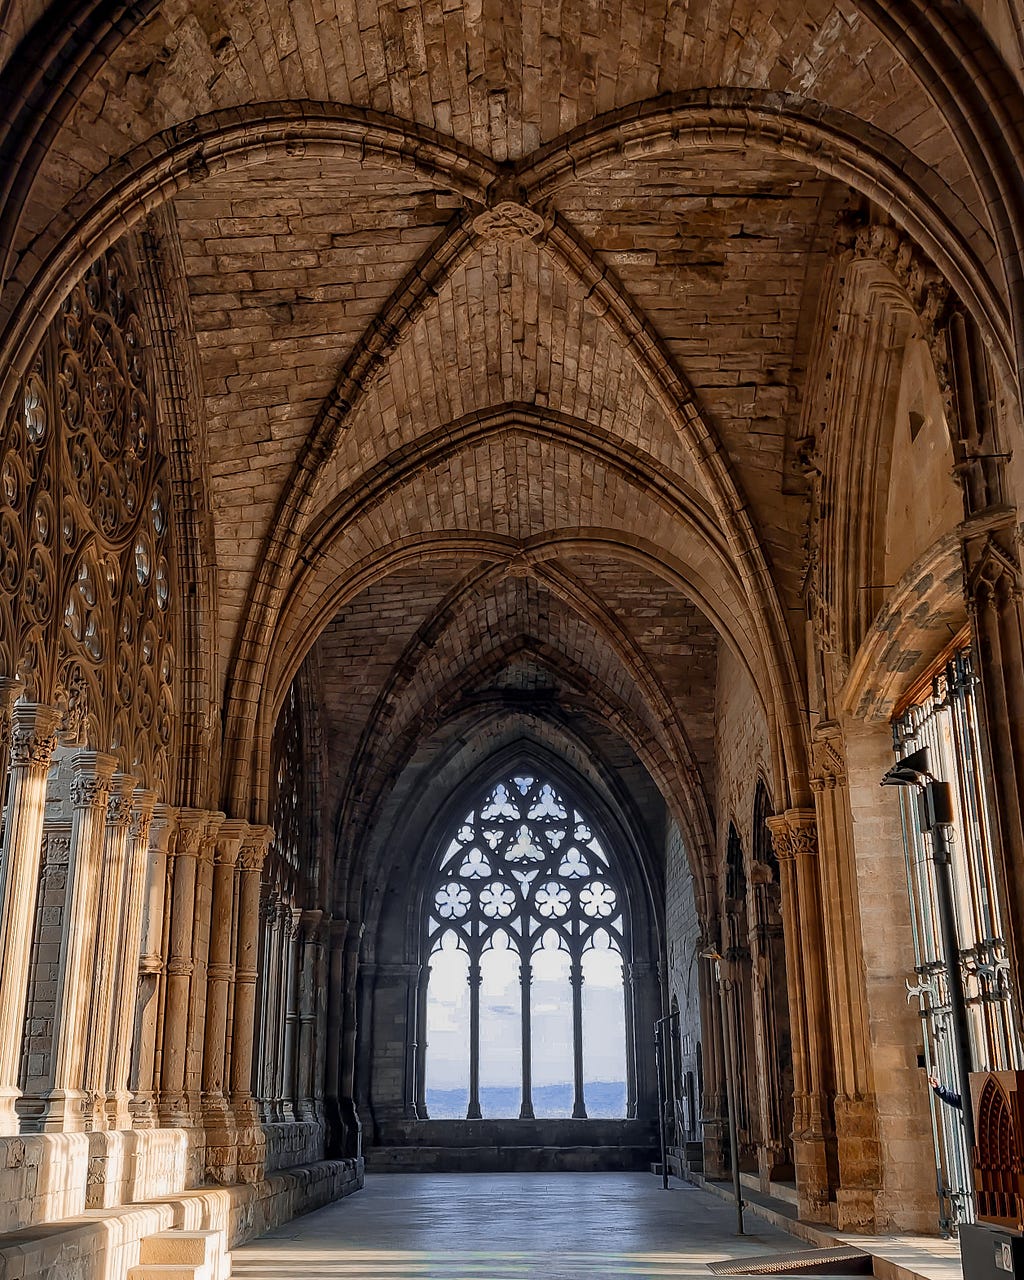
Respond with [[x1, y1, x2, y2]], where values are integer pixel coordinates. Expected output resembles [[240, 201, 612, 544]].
[[422, 772, 628, 1120]]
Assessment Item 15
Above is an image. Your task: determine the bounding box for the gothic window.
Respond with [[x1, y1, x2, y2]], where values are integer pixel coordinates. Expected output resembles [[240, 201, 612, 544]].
[[894, 642, 1023, 1229], [422, 772, 628, 1121]]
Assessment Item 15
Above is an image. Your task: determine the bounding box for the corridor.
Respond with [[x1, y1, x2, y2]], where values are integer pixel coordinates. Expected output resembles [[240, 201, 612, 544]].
[[231, 1173, 804, 1279]]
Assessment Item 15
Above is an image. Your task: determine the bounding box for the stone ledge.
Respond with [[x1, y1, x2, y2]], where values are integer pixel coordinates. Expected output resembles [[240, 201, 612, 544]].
[[0, 1158, 363, 1280]]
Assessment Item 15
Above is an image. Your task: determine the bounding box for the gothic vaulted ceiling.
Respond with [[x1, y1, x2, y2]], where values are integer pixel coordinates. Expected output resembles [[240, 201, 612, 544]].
[[1, 0, 1021, 878]]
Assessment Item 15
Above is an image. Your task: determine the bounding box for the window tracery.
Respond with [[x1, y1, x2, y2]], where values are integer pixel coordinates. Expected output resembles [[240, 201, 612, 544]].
[[0, 243, 175, 793], [422, 772, 629, 1121]]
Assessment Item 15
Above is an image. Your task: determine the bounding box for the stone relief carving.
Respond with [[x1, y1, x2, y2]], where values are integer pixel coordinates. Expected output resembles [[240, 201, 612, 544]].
[[0, 244, 176, 795]]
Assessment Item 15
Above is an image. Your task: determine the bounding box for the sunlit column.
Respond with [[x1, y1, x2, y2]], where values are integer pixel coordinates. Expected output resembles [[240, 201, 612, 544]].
[[159, 810, 205, 1125], [519, 951, 535, 1119], [255, 887, 280, 1123], [21, 750, 114, 1131], [467, 956, 482, 1119], [132, 805, 176, 1127], [202, 819, 246, 1120], [570, 957, 587, 1119], [229, 827, 270, 1129], [108, 786, 157, 1129], [0, 701, 59, 1134], [84, 771, 134, 1130]]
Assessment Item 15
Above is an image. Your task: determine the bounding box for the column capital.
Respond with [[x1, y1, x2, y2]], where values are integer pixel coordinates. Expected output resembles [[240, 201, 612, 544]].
[[148, 805, 178, 854], [766, 809, 819, 861], [9, 702, 60, 766], [239, 824, 273, 870], [69, 751, 117, 808], [129, 788, 158, 840], [106, 773, 137, 827], [0, 677, 23, 712], [214, 817, 248, 865], [172, 808, 209, 859]]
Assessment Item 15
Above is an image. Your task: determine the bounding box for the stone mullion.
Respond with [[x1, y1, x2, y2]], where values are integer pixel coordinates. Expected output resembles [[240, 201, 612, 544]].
[[22, 750, 114, 1132], [202, 818, 245, 1132], [108, 787, 157, 1130], [519, 953, 534, 1120], [768, 810, 836, 1223], [811, 734, 881, 1230], [570, 957, 587, 1119], [83, 771, 134, 1131], [158, 810, 205, 1126], [253, 889, 275, 1119], [414, 957, 430, 1119], [623, 957, 638, 1121], [323, 918, 348, 1143], [265, 896, 285, 1121], [0, 702, 59, 1135], [295, 909, 323, 1121], [467, 956, 482, 1120], [132, 806, 176, 1127]]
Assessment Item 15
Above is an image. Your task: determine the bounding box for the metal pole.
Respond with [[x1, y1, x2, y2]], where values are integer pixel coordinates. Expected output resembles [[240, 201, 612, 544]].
[[927, 783, 976, 1157], [715, 956, 745, 1234], [655, 1017, 669, 1189]]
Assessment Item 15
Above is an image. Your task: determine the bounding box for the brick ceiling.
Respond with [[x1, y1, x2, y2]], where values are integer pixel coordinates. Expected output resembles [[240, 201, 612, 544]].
[[2, 0, 1000, 864]]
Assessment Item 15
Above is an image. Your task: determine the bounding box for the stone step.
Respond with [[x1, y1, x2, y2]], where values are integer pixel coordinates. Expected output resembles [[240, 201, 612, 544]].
[[127, 1268, 207, 1280]]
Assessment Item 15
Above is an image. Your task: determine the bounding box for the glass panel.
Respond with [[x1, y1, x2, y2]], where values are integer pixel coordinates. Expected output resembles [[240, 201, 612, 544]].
[[531, 933, 574, 1117], [424, 934, 470, 1118], [582, 942, 626, 1117], [478, 932, 522, 1117]]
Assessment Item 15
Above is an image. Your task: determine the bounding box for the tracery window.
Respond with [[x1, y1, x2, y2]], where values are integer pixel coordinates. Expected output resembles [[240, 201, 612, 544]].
[[894, 642, 1023, 1230], [422, 772, 628, 1120]]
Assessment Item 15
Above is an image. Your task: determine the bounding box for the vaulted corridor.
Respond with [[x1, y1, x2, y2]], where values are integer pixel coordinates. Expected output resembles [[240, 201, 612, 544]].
[[232, 1174, 801, 1279]]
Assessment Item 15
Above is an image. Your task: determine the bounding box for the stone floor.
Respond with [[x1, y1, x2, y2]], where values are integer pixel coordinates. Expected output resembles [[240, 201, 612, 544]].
[[231, 1171, 814, 1279]]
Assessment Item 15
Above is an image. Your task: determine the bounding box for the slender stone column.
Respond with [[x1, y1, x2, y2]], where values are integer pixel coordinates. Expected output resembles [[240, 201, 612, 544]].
[[202, 819, 246, 1125], [414, 958, 430, 1119], [280, 902, 302, 1122], [324, 918, 348, 1146], [402, 961, 420, 1121], [570, 958, 587, 1118], [106, 788, 156, 1130], [229, 827, 270, 1127], [0, 701, 59, 1134], [623, 958, 638, 1120], [313, 918, 329, 1123], [768, 810, 836, 1222], [184, 812, 221, 1122], [296, 909, 323, 1120], [467, 956, 482, 1119], [20, 751, 115, 1131], [518, 953, 534, 1119], [81, 773, 134, 1130], [132, 806, 176, 1127], [159, 810, 205, 1125]]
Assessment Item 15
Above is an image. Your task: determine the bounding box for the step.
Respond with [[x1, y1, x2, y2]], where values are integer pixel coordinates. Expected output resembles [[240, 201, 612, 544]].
[[140, 1231, 222, 1268], [128, 1268, 207, 1280]]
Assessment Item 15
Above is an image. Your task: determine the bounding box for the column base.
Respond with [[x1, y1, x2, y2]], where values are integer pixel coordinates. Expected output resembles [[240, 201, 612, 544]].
[[17, 1086, 92, 1132], [0, 1087, 21, 1136]]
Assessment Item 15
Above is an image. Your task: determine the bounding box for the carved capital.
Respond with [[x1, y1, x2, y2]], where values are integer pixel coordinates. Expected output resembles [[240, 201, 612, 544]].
[[239, 824, 273, 871], [69, 751, 116, 807], [129, 788, 158, 840], [214, 817, 247, 866], [766, 809, 819, 862], [106, 775, 136, 827], [9, 703, 60, 766], [965, 529, 1023, 607]]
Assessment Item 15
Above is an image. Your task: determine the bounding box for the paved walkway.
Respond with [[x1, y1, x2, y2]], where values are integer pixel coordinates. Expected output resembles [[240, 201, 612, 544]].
[[231, 1172, 813, 1279]]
